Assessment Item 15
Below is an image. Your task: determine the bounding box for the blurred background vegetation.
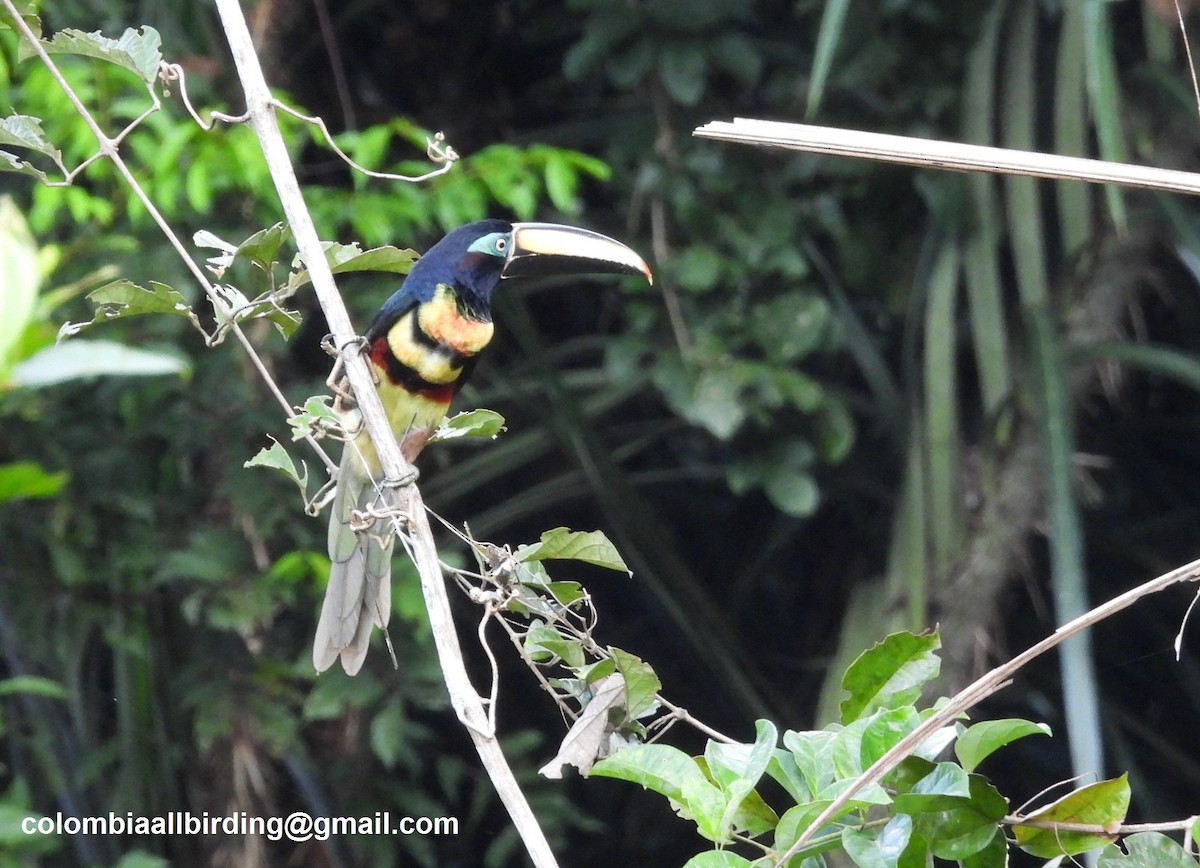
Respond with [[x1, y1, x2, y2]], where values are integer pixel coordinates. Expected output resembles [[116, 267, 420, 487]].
[[3, 0, 1200, 865]]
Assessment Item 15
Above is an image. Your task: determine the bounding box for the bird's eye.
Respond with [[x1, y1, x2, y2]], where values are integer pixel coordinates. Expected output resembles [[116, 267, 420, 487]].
[[495, 238, 508, 252]]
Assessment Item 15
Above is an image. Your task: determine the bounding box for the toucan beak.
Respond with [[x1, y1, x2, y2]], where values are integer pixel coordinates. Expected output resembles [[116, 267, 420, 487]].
[[502, 223, 653, 284]]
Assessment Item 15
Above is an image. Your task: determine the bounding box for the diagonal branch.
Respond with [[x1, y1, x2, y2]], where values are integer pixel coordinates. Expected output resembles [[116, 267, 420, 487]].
[[209, 1, 559, 864]]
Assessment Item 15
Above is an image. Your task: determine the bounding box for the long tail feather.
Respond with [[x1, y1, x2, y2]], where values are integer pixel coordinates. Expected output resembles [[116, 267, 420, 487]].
[[313, 446, 394, 674]]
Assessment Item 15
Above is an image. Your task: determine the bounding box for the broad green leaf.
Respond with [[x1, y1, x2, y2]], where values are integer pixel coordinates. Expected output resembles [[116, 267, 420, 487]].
[[917, 775, 1007, 861], [369, 699, 407, 769], [763, 469, 820, 517], [681, 851, 754, 868], [784, 729, 837, 797], [0, 148, 50, 181], [892, 762, 971, 814], [682, 771, 731, 842], [955, 718, 1052, 772], [766, 749, 810, 803], [10, 340, 188, 387], [589, 742, 710, 805], [705, 720, 778, 839], [0, 461, 68, 501], [523, 624, 585, 668], [430, 408, 507, 441], [0, 675, 69, 699], [1013, 774, 1130, 858], [1192, 816, 1200, 848], [0, 196, 39, 368], [960, 830, 1008, 868], [517, 527, 631, 574], [1098, 832, 1198, 867], [774, 799, 873, 861], [842, 814, 912, 868], [610, 647, 661, 719], [21, 27, 163, 83], [839, 630, 941, 724]]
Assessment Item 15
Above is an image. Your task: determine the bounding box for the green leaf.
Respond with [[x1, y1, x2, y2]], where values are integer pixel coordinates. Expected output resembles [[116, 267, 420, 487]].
[[891, 762, 971, 814], [244, 437, 308, 493], [22, 27, 163, 83], [762, 469, 820, 517], [1098, 831, 1200, 867], [681, 852, 754, 868], [0, 196, 40, 369], [369, 699, 407, 769], [917, 774, 1007, 861], [0, 675, 69, 699], [430, 408, 507, 442], [0, 461, 68, 501], [659, 42, 706, 105], [61, 280, 195, 336], [805, 0, 851, 118], [610, 647, 661, 720], [842, 814, 912, 868], [766, 749, 810, 804], [287, 395, 342, 441], [960, 830, 1008, 868], [0, 117, 58, 181], [835, 707, 920, 775], [1013, 774, 1130, 858], [0, 1, 41, 37], [286, 242, 419, 292], [10, 340, 188, 387], [523, 624, 585, 667], [704, 720, 778, 839], [589, 742, 711, 805], [1192, 816, 1200, 849], [783, 729, 837, 798], [774, 798, 870, 860], [955, 718, 1052, 773], [517, 527, 631, 574], [839, 631, 941, 724]]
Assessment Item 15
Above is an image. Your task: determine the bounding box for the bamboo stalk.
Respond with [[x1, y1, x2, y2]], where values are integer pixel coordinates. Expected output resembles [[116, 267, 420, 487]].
[[694, 118, 1200, 195]]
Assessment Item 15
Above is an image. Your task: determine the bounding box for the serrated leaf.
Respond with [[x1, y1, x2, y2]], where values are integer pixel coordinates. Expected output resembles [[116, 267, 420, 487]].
[[0, 1, 41, 37], [244, 437, 307, 491], [610, 646, 661, 720], [0, 115, 61, 163], [11, 340, 188, 387], [430, 408, 506, 442], [1098, 832, 1199, 867], [1013, 774, 1130, 858], [286, 243, 419, 292], [517, 527, 631, 574], [60, 279, 195, 337], [22, 27, 163, 83], [839, 630, 941, 724], [955, 718, 1052, 772], [0, 149, 50, 181]]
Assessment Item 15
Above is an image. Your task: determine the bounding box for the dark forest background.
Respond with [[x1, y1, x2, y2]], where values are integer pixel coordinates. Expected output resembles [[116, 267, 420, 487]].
[[3, 0, 1200, 865]]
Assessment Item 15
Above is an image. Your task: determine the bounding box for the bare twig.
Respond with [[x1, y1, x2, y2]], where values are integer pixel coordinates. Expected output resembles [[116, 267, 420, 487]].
[[694, 118, 1200, 196]]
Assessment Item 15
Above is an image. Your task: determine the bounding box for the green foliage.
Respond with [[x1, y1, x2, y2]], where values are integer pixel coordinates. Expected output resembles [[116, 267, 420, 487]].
[[588, 631, 1163, 866]]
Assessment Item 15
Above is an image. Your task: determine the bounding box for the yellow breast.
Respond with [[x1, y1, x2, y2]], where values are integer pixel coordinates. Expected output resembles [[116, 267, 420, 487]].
[[385, 285, 494, 385]]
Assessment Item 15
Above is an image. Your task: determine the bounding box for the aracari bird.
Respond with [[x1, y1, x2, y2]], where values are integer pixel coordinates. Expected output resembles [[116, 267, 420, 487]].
[[314, 219, 652, 674]]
